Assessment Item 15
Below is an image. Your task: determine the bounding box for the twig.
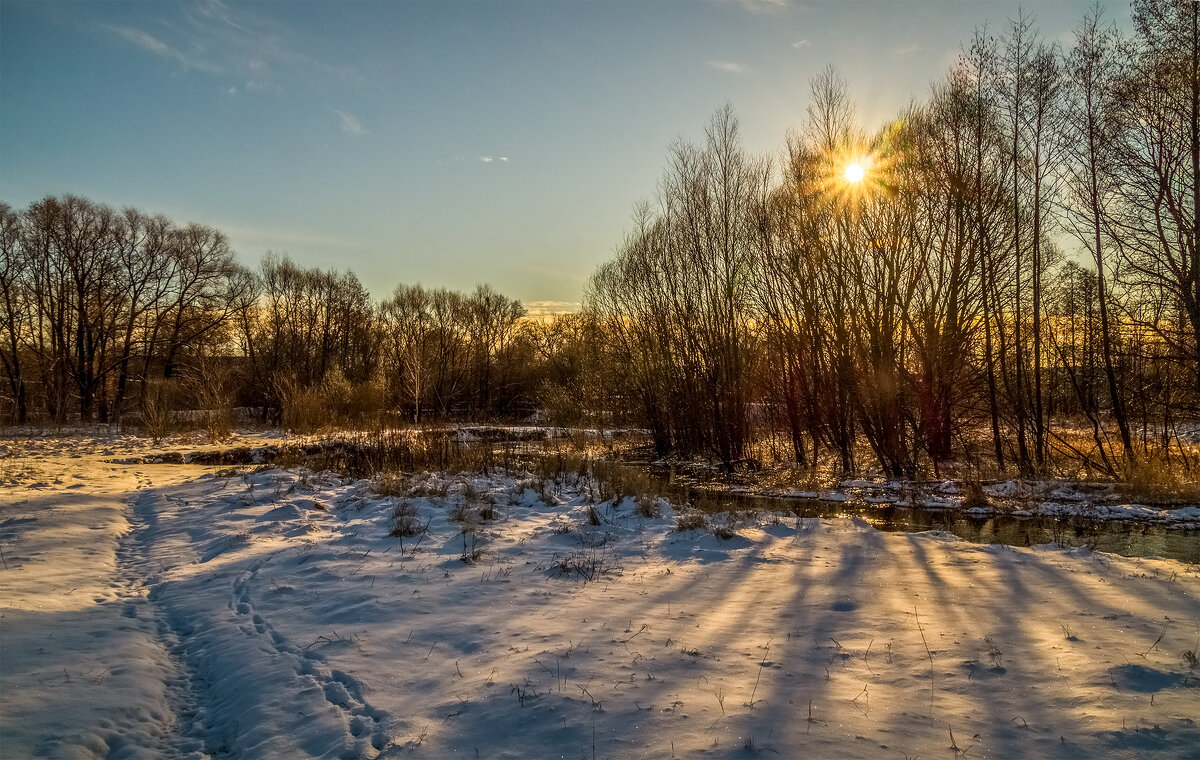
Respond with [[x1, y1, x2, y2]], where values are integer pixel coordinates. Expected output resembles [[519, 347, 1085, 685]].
[[1138, 624, 1167, 658], [747, 638, 773, 707], [915, 608, 935, 713]]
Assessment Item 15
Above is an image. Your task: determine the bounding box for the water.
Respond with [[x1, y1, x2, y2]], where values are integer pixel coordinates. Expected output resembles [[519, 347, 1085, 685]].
[[662, 486, 1200, 564]]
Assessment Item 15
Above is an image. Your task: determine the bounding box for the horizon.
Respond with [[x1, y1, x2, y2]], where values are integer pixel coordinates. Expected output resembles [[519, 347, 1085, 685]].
[[2, 0, 1124, 310]]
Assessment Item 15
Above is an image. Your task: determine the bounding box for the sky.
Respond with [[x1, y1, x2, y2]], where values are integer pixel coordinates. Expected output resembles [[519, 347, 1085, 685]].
[[1, 0, 1127, 313]]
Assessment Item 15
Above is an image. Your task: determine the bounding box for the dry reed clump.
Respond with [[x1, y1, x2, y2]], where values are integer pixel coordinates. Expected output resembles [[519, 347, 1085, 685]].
[[549, 546, 620, 581], [961, 480, 989, 510], [675, 510, 706, 532], [709, 522, 737, 540], [1119, 456, 1200, 504], [390, 499, 427, 537], [277, 371, 388, 434], [635, 495, 661, 518], [373, 472, 408, 497], [181, 364, 237, 443], [140, 379, 176, 443]]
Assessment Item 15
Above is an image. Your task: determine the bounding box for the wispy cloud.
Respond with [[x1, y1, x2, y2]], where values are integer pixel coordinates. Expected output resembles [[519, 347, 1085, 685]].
[[718, 0, 815, 16], [103, 23, 223, 73], [105, 24, 170, 56], [100, 0, 357, 94], [708, 60, 752, 75], [207, 218, 348, 254], [893, 44, 922, 56], [725, 0, 791, 16], [479, 156, 510, 164], [331, 109, 367, 136], [791, 38, 811, 48]]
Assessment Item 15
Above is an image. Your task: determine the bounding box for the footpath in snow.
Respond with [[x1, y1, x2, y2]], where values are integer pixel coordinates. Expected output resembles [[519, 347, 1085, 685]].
[[1, 433, 1198, 759]]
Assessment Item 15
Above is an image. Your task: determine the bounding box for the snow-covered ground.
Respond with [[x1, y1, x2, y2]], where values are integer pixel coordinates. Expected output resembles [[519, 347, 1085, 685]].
[[2, 434, 1199, 759]]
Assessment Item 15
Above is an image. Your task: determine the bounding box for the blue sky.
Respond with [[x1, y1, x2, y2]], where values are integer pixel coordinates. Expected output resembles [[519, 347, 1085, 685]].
[[1, 0, 1123, 311]]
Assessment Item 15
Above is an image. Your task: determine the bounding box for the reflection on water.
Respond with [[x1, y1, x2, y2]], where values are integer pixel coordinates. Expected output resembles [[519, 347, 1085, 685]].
[[859, 505, 1199, 564], [671, 488, 1200, 564]]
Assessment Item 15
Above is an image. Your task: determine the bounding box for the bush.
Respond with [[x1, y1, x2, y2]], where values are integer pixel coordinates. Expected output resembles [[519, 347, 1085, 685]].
[[961, 480, 989, 510], [636, 495, 661, 518], [278, 378, 326, 434], [374, 472, 407, 497], [182, 363, 237, 442], [390, 500, 426, 537], [141, 379, 176, 442], [675, 510, 706, 532]]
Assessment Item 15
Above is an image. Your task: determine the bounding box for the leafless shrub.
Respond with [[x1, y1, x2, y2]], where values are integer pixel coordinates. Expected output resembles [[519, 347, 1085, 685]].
[[141, 379, 176, 442], [390, 500, 426, 537], [962, 480, 989, 510], [675, 510, 706, 532], [374, 472, 407, 497], [709, 522, 737, 540], [636, 495, 661, 518], [181, 363, 236, 442]]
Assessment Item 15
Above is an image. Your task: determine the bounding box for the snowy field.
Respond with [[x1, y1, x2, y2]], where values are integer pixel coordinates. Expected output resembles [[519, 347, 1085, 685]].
[[1, 433, 1198, 759]]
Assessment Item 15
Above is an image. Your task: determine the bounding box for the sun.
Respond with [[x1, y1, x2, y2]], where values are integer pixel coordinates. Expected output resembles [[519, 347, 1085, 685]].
[[844, 162, 864, 183]]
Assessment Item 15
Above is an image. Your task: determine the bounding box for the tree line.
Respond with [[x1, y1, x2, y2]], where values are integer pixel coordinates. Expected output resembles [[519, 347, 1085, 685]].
[[586, 0, 1197, 478], [0, 197, 558, 430], [1, 0, 1194, 482]]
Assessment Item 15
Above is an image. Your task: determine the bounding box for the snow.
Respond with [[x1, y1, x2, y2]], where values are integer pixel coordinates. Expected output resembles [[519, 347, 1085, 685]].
[[2, 434, 1199, 759]]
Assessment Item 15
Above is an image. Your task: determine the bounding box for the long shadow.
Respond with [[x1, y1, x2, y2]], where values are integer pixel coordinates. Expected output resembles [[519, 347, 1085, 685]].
[[872, 531, 1200, 759], [14, 460, 1195, 760]]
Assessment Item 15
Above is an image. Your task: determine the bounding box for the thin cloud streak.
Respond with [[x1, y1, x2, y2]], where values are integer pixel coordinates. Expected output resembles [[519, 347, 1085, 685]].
[[101, 0, 357, 93], [708, 60, 752, 75], [331, 108, 367, 136], [103, 23, 223, 74], [725, 0, 791, 16]]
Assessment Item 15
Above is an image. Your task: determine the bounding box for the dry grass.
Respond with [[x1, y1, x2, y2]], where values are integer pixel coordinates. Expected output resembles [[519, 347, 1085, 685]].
[[635, 495, 661, 518], [373, 472, 408, 497], [961, 480, 989, 510], [675, 510, 706, 532], [389, 500, 427, 537], [140, 379, 175, 442], [1118, 457, 1200, 505]]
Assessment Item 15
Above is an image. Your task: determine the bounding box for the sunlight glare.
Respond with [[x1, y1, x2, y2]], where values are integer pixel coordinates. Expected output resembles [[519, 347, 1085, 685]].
[[844, 162, 864, 183]]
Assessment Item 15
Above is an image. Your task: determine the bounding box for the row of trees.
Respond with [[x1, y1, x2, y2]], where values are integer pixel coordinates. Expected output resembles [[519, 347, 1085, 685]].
[[0, 198, 546, 428], [0, 196, 250, 426], [587, 0, 1197, 477]]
